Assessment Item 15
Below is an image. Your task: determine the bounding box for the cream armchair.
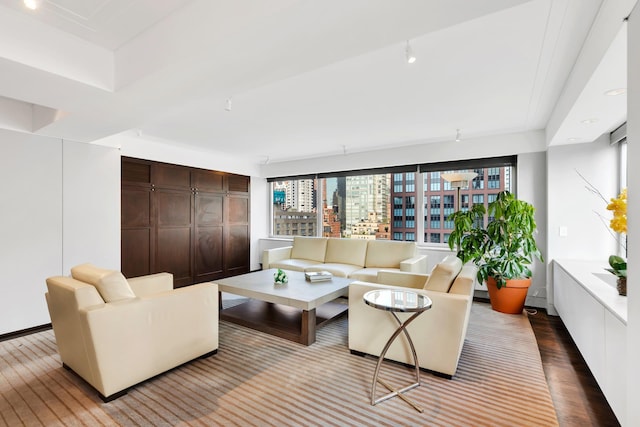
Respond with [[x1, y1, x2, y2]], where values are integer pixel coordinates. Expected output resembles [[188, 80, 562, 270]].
[[45, 264, 219, 401], [348, 256, 477, 378]]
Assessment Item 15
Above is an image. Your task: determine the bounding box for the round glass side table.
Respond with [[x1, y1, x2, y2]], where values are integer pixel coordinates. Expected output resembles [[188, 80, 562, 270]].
[[363, 289, 432, 413]]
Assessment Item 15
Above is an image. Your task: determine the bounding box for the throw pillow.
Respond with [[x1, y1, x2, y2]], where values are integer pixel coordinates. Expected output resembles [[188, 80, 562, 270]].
[[423, 255, 463, 293], [95, 271, 136, 302]]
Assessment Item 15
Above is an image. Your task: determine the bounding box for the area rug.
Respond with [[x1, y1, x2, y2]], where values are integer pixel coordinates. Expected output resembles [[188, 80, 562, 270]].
[[0, 302, 557, 426]]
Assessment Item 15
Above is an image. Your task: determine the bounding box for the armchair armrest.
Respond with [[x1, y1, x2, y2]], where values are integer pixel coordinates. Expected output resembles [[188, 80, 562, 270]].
[[262, 246, 292, 269], [79, 282, 218, 397], [400, 255, 428, 273], [376, 270, 429, 289], [128, 272, 173, 297]]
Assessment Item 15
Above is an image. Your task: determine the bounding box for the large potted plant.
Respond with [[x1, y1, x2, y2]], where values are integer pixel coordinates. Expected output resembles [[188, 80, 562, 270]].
[[448, 191, 543, 314]]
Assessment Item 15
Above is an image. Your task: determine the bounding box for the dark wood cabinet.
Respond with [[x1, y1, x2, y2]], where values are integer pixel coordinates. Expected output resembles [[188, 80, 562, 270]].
[[121, 158, 250, 287]]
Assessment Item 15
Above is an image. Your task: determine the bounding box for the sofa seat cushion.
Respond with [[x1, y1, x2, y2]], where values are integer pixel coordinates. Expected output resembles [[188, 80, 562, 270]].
[[324, 239, 367, 267], [365, 240, 416, 268], [349, 267, 400, 282], [305, 263, 362, 278], [290, 237, 328, 263], [270, 259, 322, 272], [423, 255, 463, 293]]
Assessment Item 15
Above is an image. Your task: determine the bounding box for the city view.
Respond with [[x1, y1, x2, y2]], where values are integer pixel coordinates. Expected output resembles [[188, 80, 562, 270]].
[[272, 167, 511, 244]]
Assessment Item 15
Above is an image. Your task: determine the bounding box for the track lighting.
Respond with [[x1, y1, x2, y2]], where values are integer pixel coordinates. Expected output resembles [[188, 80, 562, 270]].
[[405, 40, 416, 64]]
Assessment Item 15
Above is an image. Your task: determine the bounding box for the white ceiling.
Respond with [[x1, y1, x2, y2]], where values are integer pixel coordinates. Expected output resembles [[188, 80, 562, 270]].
[[0, 0, 629, 165]]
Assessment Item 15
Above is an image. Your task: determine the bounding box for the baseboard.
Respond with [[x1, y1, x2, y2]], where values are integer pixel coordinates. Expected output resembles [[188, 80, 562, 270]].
[[0, 323, 51, 342]]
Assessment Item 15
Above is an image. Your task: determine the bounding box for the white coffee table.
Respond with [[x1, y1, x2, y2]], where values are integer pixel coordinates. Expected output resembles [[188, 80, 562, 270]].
[[214, 269, 354, 345]]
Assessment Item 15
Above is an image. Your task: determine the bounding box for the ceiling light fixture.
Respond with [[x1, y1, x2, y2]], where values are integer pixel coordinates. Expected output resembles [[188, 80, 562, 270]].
[[24, 0, 42, 10], [225, 98, 232, 111], [455, 129, 462, 142], [580, 118, 598, 124], [405, 40, 416, 64], [604, 88, 626, 96]]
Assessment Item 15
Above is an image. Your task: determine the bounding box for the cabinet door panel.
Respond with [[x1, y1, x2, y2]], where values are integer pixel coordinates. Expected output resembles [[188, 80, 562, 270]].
[[195, 226, 224, 280], [154, 163, 191, 189], [157, 190, 192, 226], [228, 174, 250, 193], [122, 229, 151, 278], [156, 228, 192, 286], [226, 225, 249, 274], [228, 196, 249, 223], [196, 194, 223, 225], [192, 170, 224, 192], [122, 187, 151, 227]]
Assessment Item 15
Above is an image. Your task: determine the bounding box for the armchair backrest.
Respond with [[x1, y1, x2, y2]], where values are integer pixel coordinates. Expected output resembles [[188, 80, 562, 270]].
[[449, 264, 478, 296]]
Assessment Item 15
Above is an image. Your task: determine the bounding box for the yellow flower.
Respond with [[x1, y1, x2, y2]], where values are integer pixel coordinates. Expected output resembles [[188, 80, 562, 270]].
[[607, 188, 627, 234]]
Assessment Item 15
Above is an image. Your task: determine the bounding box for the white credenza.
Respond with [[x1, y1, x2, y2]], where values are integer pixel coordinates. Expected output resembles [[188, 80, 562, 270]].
[[553, 259, 627, 426]]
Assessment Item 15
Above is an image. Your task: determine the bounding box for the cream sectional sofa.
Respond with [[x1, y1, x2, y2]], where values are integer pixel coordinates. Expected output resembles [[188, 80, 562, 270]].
[[348, 255, 477, 378], [262, 236, 428, 281]]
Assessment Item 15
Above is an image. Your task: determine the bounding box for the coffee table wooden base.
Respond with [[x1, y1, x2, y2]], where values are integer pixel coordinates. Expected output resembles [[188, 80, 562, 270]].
[[220, 298, 348, 345]]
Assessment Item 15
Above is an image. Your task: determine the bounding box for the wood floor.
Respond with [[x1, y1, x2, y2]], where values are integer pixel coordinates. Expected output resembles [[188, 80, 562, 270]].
[[527, 307, 620, 427]]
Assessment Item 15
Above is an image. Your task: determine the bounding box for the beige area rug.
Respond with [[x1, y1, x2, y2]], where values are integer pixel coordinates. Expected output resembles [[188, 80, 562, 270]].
[[0, 302, 557, 426]]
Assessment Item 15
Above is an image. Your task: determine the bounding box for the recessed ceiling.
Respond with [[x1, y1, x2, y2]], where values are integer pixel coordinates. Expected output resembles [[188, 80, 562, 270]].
[[0, 0, 629, 164]]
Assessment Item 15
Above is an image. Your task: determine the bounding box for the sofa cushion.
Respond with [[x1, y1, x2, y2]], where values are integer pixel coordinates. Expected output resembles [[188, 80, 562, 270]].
[[324, 238, 367, 267], [290, 237, 328, 262], [71, 263, 135, 303], [365, 240, 416, 268], [96, 271, 136, 302], [305, 263, 362, 278], [423, 255, 463, 293], [349, 267, 400, 282], [270, 259, 322, 272]]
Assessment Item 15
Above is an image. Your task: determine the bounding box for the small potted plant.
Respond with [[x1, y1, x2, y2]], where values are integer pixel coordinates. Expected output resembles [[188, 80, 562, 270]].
[[273, 268, 288, 285], [448, 191, 544, 314], [605, 255, 627, 296]]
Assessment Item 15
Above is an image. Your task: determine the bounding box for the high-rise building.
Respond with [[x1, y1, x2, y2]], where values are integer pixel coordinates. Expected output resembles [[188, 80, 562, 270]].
[[390, 168, 509, 243], [344, 174, 389, 237]]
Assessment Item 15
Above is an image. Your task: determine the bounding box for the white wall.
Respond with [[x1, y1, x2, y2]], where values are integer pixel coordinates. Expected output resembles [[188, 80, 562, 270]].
[[261, 130, 546, 177], [627, 5, 639, 425], [62, 141, 121, 272], [546, 137, 619, 313], [0, 132, 120, 334], [0, 131, 62, 334], [518, 151, 548, 307], [250, 177, 269, 271]]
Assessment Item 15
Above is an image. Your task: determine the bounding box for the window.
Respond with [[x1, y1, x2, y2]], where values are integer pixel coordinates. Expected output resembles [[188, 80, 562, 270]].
[[405, 172, 415, 192], [271, 178, 318, 237], [393, 173, 403, 192], [430, 172, 441, 191], [405, 196, 415, 228], [488, 168, 501, 189], [271, 157, 515, 243]]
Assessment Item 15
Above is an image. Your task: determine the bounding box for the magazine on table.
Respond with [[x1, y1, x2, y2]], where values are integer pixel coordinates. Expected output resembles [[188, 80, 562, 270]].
[[305, 271, 333, 282]]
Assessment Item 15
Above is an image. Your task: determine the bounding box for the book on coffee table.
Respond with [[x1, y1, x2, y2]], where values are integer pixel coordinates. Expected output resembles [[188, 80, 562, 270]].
[[305, 271, 333, 282]]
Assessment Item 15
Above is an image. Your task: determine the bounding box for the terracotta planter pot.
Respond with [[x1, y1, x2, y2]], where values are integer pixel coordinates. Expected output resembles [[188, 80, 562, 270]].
[[486, 276, 531, 314]]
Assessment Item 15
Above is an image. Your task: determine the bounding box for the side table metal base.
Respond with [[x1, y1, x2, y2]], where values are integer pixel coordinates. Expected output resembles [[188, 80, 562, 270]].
[[371, 311, 424, 413]]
